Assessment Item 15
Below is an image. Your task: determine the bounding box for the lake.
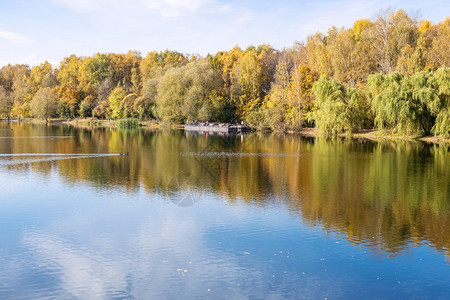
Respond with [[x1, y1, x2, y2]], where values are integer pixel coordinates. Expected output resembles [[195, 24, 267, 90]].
[[0, 121, 449, 299]]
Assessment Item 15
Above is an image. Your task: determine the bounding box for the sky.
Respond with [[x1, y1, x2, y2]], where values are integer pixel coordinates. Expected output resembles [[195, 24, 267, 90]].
[[0, 0, 448, 66]]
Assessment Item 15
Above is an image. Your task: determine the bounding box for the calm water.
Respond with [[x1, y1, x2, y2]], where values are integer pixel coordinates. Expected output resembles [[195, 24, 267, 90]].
[[0, 122, 449, 299]]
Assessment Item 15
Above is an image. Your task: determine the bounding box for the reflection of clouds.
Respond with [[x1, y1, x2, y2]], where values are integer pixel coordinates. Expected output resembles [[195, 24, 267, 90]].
[[24, 232, 122, 299], [20, 194, 343, 299], [0, 256, 29, 298]]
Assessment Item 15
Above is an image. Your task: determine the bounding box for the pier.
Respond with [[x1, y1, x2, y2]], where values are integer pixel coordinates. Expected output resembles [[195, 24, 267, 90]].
[[184, 122, 251, 133]]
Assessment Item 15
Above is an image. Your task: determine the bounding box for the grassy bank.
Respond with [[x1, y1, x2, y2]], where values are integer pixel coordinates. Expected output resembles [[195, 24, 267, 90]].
[[301, 128, 450, 144], [61, 118, 184, 130]]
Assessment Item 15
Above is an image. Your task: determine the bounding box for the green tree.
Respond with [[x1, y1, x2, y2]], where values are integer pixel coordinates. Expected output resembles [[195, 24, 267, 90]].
[[0, 86, 11, 117], [84, 53, 113, 88], [155, 67, 187, 122], [134, 78, 159, 120], [108, 87, 127, 119], [30, 87, 59, 120], [156, 60, 224, 122], [431, 67, 450, 137], [119, 93, 137, 118], [366, 70, 447, 136], [312, 76, 365, 134], [183, 60, 224, 121]]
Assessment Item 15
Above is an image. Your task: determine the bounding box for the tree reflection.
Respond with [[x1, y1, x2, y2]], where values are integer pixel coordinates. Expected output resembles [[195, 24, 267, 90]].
[[1, 122, 449, 257]]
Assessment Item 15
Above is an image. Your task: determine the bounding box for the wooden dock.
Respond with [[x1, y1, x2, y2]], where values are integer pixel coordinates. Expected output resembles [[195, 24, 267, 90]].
[[184, 123, 251, 133]]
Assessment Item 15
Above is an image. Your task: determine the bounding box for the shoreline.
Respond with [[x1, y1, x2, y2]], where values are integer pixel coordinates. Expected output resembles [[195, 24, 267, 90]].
[[1, 118, 448, 144]]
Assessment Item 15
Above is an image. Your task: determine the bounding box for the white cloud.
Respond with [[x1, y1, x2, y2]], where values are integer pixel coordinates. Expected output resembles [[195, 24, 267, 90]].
[[51, 0, 112, 12], [52, 0, 215, 17], [145, 0, 213, 17], [0, 29, 35, 44]]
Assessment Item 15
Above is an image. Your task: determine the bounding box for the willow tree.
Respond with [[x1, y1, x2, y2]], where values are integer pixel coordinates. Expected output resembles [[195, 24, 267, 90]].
[[366, 72, 414, 134], [366, 68, 449, 136], [422, 67, 449, 137], [312, 76, 364, 134], [119, 93, 137, 118]]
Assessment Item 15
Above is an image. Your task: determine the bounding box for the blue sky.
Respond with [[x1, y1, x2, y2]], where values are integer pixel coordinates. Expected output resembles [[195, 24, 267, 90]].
[[0, 0, 448, 66]]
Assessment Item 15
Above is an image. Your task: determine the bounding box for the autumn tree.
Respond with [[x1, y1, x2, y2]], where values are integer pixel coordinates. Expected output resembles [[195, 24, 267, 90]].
[[155, 67, 186, 122], [96, 77, 115, 102], [326, 27, 358, 85], [29, 62, 54, 94], [306, 32, 332, 76], [58, 88, 81, 118], [365, 9, 418, 73], [427, 17, 450, 68], [11, 71, 32, 117], [57, 55, 84, 90], [212, 46, 243, 113], [233, 51, 269, 118], [0, 64, 29, 92], [288, 64, 319, 126], [108, 51, 142, 92], [140, 50, 189, 80], [0, 64, 31, 117]]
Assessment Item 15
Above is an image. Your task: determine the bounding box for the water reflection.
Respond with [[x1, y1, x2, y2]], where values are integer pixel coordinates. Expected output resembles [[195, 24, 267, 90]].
[[0, 122, 448, 257]]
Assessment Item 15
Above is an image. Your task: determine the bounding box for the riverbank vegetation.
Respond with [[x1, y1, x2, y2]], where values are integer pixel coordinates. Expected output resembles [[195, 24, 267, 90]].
[[0, 9, 448, 138]]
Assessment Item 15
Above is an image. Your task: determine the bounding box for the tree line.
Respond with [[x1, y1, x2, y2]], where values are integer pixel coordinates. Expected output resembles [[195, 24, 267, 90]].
[[0, 9, 448, 137]]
